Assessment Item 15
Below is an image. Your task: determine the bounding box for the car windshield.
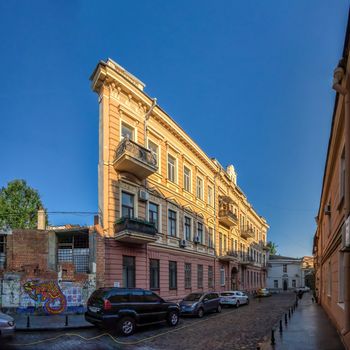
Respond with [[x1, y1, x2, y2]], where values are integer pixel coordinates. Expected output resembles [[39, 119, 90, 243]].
[[221, 292, 234, 296], [183, 293, 202, 301]]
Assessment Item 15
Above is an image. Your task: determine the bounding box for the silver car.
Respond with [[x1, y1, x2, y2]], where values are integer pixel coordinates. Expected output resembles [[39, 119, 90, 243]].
[[220, 291, 249, 308], [0, 312, 15, 337]]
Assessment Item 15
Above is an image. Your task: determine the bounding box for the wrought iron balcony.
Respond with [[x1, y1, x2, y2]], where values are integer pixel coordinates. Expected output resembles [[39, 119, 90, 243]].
[[113, 137, 157, 180], [219, 249, 239, 262], [218, 209, 238, 227], [240, 227, 255, 239], [240, 255, 255, 265], [114, 217, 158, 244]]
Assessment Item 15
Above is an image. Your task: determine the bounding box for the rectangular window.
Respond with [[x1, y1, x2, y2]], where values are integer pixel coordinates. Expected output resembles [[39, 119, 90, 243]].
[[274, 280, 278, 288], [185, 263, 191, 289], [184, 166, 191, 192], [168, 154, 176, 183], [208, 186, 213, 206], [208, 227, 214, 248], [283, 264, 287, 273], [220, 267, 225, 286], [169, 261, 177, 289], [208, 266, 214, 288], [340, 150, 346, 201], [197, 265, 203, 288], [185, 217, 191, 241], [339, 252, 344, 302], [168, 210, 177, 237], [57, 234, 89, 273], [196, 177, 203, 200], [0, 235, 7, 269], [123, 256, 135, 288], [148, 140, 159, 166], [197, 222, 203, 244], [149, 202, 159, 230], [149, 259, 160, 290], [122, 192, 134, 218], [327, 260, 332, 296], [121, 123, 134, 140]]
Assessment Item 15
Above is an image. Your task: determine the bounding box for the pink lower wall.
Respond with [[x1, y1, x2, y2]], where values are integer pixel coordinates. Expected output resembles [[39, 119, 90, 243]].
[[103, 240, 265, 301]]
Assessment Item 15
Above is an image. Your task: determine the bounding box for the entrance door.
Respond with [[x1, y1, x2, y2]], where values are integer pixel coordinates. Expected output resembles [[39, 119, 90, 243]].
[[283, 279, 288, 291], [231, 268, 238, 290]]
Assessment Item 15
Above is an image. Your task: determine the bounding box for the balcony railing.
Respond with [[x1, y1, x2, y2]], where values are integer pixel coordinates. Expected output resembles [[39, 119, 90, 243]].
[[114, 217, 158, 244], [219, 249, 239, 262], [218, 209, 238, 227], [240, 227, 255, 239], [113, 137, 157, 180]]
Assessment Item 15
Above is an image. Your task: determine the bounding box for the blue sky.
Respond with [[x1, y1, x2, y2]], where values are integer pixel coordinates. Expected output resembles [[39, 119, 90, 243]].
[[0, 1, 348, 257]]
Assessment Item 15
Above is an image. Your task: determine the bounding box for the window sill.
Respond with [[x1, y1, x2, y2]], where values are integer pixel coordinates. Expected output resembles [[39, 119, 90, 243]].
[[169, 288, 177, 291]]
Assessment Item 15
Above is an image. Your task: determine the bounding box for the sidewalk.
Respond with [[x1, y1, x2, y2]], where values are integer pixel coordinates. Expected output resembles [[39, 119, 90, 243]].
[[260, 293, 344, 350], [13, 313, 94, 331]]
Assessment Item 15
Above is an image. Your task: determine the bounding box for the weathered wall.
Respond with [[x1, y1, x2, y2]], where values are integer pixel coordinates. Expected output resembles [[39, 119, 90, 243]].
[[0, 229, 96, 315]]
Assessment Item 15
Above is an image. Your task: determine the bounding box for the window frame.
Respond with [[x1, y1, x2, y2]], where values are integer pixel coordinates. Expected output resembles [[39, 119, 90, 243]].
[[208, 265, 214, 288], [121, 191, 135, 218], [149, 258, 160, 290], [168, 209, 177, 237], [196, 176, 203, 200], [185, 262, 192, 289], [197, 222, 204, 244], [148, 202, 159, 230], [120, 122, 135, 141], [169, 261, 177, 290], [167, 153, 177, 183], [183, 166, 191, 192], [184, 216, 192, 241], [197, 264, 203, 288]]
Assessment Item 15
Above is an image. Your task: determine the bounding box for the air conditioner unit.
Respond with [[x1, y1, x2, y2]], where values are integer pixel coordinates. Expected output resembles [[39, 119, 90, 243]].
[[324, 204, 331, 215], [179, 239, 187, 248], [139, 190, 149, 201], [194, 235, 200, 244]]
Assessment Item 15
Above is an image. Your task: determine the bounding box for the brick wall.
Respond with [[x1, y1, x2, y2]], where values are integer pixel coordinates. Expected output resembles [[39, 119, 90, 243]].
[[5, 229, 50, 272]]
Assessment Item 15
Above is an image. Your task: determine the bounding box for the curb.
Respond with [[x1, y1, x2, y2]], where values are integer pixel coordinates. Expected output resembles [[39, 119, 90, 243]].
[[15, 324, 94, 332]]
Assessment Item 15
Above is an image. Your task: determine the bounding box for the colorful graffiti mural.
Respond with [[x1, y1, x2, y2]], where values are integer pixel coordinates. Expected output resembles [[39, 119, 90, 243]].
[[23, 280, 67, 314]]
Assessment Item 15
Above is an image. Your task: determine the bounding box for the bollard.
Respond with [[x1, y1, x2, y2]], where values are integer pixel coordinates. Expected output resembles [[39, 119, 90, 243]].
[[271, 329, 275, 345], [65, 314, 68, 327], [27, 315, 30, 328], [285, 313, 288, 325], [279, 319, 283, 333]]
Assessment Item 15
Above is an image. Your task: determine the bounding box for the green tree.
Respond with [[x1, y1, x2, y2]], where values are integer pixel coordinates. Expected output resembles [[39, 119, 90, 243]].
[[0, 179, 47, 229], [267, 241, 278, 255]]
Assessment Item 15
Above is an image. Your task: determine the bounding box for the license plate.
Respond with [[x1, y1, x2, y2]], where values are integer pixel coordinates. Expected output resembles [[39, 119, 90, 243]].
[[89, 306, 100, 313]]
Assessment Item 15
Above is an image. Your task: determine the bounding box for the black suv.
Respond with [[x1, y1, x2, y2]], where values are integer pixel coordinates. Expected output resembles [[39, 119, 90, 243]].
[[85, 288, 180, 336]]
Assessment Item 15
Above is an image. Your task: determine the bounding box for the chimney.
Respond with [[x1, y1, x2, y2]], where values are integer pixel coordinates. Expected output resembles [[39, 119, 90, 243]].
[[37, 209, 46, 230]]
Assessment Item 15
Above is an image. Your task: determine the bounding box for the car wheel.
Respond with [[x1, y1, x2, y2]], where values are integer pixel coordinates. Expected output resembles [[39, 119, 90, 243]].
[[197, 308, 204, 318], [118, 317, 135, 336], [236, 301, 240, 308], [216, 304, 222, 313], [167, 310, 179, 327]]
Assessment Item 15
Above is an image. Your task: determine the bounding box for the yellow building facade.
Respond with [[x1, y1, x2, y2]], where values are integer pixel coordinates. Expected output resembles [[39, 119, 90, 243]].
[[91, 58, 269, 300]]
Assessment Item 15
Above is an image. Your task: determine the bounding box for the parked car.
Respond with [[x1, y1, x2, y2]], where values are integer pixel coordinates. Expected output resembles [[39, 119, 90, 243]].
[[180, 292, 221, 317], [219, 291, 249, 308], [85, 288, 180, 336], [256, 288, 271, 297], [0, 312, 15, 337]]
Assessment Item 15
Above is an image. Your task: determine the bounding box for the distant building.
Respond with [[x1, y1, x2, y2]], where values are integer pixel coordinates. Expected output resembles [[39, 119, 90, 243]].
[[313, 12, 350, 349], [266, 255, 302, 291]]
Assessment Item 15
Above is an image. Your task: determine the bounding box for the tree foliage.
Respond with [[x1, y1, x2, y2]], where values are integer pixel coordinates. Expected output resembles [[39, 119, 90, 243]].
[[267, 241, 278, 255], [0, 179, 47, 229]]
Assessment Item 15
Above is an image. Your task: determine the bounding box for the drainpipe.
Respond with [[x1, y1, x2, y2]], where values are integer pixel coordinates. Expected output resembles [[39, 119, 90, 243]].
[[213, 170, 219, 289], [332, 63, 350, 335]]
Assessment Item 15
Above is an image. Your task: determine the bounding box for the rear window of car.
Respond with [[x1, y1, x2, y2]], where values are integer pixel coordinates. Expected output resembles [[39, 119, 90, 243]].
[[90, 288, 110, 299], [184, 293, 202, 301]]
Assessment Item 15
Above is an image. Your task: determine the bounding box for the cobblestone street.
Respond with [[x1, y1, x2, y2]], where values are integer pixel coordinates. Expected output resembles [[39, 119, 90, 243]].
[[3, 293, 295, 350]]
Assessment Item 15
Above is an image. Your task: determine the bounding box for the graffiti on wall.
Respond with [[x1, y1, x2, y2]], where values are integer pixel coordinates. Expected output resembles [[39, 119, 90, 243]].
[[23, 280, 67, 314]]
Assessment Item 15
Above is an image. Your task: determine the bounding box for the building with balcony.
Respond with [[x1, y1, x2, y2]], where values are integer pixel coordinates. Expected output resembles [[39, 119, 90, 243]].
[[313, 13, 350, 349], [91, 58, 269, 300]]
